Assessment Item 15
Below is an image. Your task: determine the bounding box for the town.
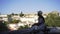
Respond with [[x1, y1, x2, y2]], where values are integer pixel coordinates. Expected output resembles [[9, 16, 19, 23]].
[[0, 11, 60, 31]]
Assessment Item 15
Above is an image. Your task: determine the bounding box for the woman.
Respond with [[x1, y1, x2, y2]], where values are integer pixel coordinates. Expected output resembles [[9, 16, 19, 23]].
[[38, 11, 45, 25], [31, 11, 46, 34], [37, 11, 47, 34]]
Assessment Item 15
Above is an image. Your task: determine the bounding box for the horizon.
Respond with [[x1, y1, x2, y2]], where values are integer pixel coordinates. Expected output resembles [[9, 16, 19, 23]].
[[0, 0, 60, 14]]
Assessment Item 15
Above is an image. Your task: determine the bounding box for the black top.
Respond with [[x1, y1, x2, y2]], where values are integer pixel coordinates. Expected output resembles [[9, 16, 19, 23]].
[[38, 16, 45, 25]]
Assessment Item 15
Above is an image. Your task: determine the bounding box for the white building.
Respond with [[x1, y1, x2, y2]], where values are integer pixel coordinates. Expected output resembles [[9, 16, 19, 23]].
[[12, 15, 20, 20], [20, 16, 38, 27], [8, 23, 27, 31], [59, 13, 60, 16], [8, 24, 18, 31], [0, 15, 8, 21]]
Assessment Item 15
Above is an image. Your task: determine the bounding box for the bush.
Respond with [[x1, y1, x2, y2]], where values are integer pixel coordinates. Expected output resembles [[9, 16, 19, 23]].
[[0, 21, 9, 31], [45, 13, 60, 27], [12, 20, 20, 23], [18, 25, 29, 30]]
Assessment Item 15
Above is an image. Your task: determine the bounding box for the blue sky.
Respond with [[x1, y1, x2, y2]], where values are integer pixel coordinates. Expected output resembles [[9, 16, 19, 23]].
[[0, 0, 60, 14]]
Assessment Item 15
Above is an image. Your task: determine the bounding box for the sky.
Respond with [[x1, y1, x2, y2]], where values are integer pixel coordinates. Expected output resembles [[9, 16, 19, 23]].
[[0, 0, 60, 14]]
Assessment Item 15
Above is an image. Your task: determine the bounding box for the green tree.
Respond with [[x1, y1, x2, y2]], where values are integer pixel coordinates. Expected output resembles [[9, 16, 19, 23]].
[[14, 14, 18, 16], [11, 13, 14, 16], [20, 11, 24, 17], [12, 19, 20, 23], [18, 26, 24, 30], [0, 21, 9, 31], [18, 25, 29, 30], [24, 25, 29, 29], [45, 12, 59, 27]]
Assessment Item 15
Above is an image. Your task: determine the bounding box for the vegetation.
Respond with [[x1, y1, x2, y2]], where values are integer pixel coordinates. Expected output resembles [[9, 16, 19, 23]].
[[0, 21, 9, 31], [11, 13, 14, 16], [11, 13, 18, 16], [45, 11, 60, 27], [12, 19, 20, 23], [18, 25, 29, 30], [19, 11, 24, 17]]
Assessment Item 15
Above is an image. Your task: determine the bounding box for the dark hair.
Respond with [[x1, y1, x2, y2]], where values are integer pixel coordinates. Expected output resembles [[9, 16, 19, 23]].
[[38, 11, 42, 16]]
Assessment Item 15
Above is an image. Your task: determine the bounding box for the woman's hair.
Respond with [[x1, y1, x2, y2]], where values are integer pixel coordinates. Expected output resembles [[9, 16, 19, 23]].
[[38, 11, 42, 16]]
